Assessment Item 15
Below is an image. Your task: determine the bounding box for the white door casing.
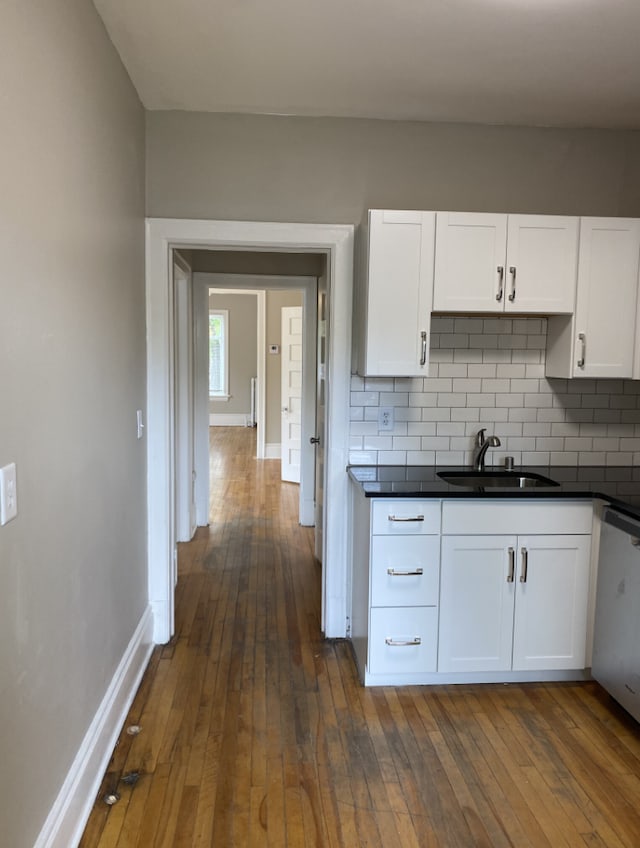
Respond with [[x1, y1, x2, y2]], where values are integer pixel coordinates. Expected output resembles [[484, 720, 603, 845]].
[[281, 306, 303, 484], [146, 219, 353, 642], [173, 254, 196, 544]]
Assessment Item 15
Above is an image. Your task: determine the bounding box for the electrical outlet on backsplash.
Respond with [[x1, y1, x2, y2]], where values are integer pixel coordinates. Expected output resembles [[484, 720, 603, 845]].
[[349, 316, 640, 468]]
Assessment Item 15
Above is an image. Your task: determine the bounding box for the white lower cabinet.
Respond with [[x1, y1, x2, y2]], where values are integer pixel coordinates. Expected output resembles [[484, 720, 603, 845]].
[[438, 533, 591, 673], [350, 493, 441, 685], [350, 490, 593, 686]]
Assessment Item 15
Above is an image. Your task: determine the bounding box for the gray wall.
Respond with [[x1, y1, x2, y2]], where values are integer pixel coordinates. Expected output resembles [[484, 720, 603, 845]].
[[208, 292, 258, 417], [0, 3, 146, 845], [146, 112, 640, 222]]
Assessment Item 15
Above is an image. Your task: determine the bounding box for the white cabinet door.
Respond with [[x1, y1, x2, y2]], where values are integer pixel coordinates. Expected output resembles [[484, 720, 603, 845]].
[[512, 535, 591, 671], [433, 212, 507, 312], [547, 218, 640, 379], [574, 219, 640, 378], [505, 215, 578, 313], [438, 535, 516, 673], [433, 212, 578, 314], [359, 210, 435, 376]]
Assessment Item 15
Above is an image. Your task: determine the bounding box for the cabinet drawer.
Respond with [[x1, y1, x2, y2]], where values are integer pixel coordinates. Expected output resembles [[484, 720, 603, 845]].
[[442, 500, 592, 535], [369, 607, 438, 674], [372, 499, 440, 535], [370, 536, 440, 607]]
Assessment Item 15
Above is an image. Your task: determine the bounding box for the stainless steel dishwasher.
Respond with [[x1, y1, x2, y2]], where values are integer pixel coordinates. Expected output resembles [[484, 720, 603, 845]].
[[592, 507, 640, 722]]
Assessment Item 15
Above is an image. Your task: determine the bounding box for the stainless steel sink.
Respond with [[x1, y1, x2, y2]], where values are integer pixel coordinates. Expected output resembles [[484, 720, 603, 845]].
[[437, 470, 560, 489]]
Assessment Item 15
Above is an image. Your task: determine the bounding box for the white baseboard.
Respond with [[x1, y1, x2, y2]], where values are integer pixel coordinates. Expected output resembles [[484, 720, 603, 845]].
[[265, 443, 281, 459], [34, 605, 155, 848], [209, 413, 251, 426]]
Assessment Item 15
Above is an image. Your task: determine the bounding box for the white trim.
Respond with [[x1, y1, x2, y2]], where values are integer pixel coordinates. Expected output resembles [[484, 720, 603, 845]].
[[209, 413, 250, 426], [146, 218, 354, 641], [265, 442, 281, 459], [34, 606, 154, 848]]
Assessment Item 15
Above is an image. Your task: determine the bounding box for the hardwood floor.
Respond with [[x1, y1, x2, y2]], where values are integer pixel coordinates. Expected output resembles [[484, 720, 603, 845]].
[[80, 427, 640, 847]]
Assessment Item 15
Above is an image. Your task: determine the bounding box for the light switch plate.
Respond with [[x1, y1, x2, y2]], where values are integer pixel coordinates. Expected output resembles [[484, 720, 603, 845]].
[[0, 463, 18, 525]]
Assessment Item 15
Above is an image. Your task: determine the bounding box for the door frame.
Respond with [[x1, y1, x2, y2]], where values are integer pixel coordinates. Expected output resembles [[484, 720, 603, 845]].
[[146, 218, 354, 642]]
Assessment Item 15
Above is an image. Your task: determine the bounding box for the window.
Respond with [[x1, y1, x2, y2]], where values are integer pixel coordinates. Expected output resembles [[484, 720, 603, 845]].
[[209, 309, 229, 398]]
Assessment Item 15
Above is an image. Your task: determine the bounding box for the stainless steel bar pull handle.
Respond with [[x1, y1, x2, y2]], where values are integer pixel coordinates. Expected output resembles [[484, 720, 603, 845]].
[[520, 547, 528, 583], [577, 333, 586, 369], [385, 637, 422, 647], [388, 515, 425, 522], [387, 568, 424, 576], [496, 266, 505, 301], [507, 547, 515, 583], [420, 330, 427, 366], [508, 266, 517, 302]]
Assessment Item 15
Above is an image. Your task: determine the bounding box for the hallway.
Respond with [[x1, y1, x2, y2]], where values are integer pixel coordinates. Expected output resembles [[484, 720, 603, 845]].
[[80, 429, 640, 847]]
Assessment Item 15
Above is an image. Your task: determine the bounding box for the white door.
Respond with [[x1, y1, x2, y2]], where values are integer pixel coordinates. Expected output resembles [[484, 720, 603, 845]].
[[281, 306, 303, 483], [505, 215, 578, 313], [439, 535, 517, 673], [512, 535, 591, 671], [433, 212, 508, 312]]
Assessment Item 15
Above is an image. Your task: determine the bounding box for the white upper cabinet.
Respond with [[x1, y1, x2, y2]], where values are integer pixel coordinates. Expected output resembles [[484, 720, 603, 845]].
[[546, 218, 640, 379], [433, 212, 579, 314], [356, 210, 435, 377]]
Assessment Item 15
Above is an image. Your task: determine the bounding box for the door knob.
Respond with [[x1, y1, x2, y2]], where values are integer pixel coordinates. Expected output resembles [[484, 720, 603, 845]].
[[310, 436, 320, 444]]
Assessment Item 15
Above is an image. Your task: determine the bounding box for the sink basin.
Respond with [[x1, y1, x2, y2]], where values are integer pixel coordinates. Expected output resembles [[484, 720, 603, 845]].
[[438, 470, 560, 489]]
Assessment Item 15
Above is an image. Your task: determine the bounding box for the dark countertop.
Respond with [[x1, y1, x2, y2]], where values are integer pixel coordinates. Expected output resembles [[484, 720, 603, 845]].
[[348, 465, 640, 522]]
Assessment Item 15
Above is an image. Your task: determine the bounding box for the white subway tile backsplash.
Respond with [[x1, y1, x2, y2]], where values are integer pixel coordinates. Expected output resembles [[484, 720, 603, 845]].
[[522, 451, 550, 464], [422, 408, 452, 422], [348, 316, 640, 467], [406, 450, 436, 465], [437, 422, 466, 436], [409, 392, 438, 407], [454, 318, 485, 333], [351, 391, 379, 406], [407, 422, 437, 436], [439, 363, 469, 377], [363, 436, 393, 450], [523, 423, 552, 437], [579, 452, 606, 465], [452, 408, 481, 422], [435, 451, 465, 465], [468, 392, 496, 407], [439, 393, 466, 407], [508, 408, 538, 423], [480, 407, 509, 423], [469, 364, 498, 378], [496, 393, 523, 408], [392, 436, 421, 451], [606, 452, 633, 466], [453, 378, 482, 393], [380, 392, 408, 406], [421, 436, 451, 450], [365, 378, 394, 391]]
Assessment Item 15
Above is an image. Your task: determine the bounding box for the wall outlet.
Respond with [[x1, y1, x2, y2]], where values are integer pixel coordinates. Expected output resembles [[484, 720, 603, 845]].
[[378, 406, 394, 431], [0, 463, 18, 525]]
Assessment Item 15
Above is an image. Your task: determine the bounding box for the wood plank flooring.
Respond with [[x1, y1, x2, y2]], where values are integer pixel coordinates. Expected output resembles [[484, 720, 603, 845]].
[[80, 427, 640, 847]]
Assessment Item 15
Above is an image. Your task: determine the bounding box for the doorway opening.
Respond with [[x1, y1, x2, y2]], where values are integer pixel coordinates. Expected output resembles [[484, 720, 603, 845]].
[[194, 271, 318, 529], [146, 218, 354, 643]]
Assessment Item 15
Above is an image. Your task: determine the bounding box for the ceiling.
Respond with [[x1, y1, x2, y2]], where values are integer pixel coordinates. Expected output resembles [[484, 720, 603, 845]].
[[93, 0, 640, 129]]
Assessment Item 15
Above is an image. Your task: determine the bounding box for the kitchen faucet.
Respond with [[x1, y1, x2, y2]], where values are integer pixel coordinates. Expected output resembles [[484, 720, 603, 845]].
[[473, 428, 501, 471]]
